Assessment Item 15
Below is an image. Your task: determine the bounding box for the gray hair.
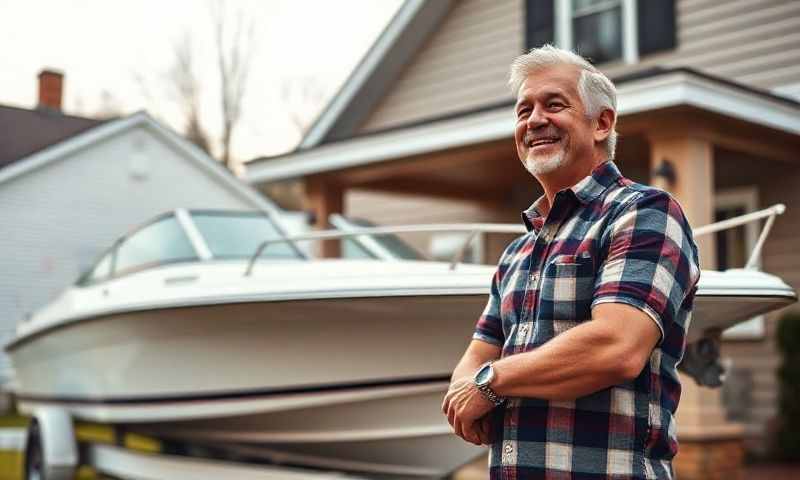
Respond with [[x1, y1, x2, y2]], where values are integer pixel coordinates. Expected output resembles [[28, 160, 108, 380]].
[[508, 45, 618, 161]]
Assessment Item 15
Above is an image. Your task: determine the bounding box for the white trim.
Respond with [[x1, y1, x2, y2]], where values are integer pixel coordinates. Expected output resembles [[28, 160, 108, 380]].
[[247, 72, 800, 184], [555, 0, 572, 49], [249, 107, 514, 183], [616, 71, 800, 133], [557, 0, 634, 64], [715, 187, 766, 340], [622, 0, 639, 64], [299, 0, 428, 149]]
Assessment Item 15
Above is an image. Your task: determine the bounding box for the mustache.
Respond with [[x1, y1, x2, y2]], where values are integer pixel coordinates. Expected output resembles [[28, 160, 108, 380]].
[[524, 128, 561, 143]]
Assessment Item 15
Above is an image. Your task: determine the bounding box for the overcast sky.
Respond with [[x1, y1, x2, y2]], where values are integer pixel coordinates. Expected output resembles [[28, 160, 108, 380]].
[[0, 0, 404, 160]]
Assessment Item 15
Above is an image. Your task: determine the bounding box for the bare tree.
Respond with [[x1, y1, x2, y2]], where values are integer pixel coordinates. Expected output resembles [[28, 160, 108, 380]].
[[168, 34, 212, 154], [281, 76, 330, 140], [131, 1, 254, 173], [211, 0, 254, 170]]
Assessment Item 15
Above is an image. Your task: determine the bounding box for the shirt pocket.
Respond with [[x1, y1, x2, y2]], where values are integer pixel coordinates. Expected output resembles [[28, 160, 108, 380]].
[[538, 252, 596, 324]]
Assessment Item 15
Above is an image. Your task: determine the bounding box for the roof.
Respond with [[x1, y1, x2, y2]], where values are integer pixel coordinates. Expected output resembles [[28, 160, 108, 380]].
[[0, 111, 285, 218], [296, 0, 454, 150], [246, 67, 800, 184], [0, 103, 106, 169]]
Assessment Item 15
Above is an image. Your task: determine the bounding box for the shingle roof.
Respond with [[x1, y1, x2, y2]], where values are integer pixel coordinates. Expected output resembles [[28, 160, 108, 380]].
[[0, 104, 106, 169]]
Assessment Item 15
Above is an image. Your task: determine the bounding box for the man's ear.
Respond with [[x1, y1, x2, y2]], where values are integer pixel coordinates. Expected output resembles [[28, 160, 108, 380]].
[[594, 108, 615, 143]]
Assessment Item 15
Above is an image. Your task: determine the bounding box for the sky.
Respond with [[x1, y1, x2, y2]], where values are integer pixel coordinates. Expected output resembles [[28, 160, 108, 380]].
[[0, 0, 404, 161]]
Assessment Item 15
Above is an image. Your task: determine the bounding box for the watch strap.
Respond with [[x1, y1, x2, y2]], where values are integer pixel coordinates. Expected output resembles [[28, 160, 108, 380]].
[[475, 362, 505, 406]]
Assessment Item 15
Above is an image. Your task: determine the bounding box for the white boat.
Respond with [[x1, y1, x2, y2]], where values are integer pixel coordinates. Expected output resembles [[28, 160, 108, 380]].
[[5, 205, 796, 478]]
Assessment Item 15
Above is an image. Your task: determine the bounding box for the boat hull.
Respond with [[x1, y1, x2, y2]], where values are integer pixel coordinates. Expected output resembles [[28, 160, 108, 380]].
[[12, 294, 488, 476]]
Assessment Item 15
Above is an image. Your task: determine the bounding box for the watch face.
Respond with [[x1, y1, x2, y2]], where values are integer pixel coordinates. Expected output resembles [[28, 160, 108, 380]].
[[475, 364, 492, 386]]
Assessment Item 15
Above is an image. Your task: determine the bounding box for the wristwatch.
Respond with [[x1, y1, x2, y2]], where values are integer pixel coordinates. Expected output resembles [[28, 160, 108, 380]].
[[474, 361, 505, 406]]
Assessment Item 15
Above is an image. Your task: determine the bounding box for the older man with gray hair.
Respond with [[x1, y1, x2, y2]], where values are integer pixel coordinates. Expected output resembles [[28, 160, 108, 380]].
[[443, 45, 700, 479]]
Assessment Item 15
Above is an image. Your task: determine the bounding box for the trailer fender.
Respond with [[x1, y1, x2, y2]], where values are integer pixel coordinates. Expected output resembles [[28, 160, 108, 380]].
[[25, 407, 78, 480]]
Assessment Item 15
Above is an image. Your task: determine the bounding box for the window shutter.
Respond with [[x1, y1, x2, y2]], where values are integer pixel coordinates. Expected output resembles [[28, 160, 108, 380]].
[[525, 0, 555, 50], [637, 0, 676, 56]]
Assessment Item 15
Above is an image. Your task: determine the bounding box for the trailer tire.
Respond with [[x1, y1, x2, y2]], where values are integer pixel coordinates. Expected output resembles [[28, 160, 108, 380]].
[[24, 421, 44, 480]]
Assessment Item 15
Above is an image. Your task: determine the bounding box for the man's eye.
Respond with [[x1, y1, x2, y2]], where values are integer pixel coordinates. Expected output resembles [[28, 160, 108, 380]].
[[518, 109, 530, 118], [548, 102, 565, 110]]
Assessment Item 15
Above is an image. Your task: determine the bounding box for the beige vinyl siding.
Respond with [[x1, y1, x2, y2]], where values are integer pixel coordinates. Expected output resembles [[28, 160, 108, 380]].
[[720, 162, 800, 449], [359, 0, 800, 134], [360, 0, 522, 132]]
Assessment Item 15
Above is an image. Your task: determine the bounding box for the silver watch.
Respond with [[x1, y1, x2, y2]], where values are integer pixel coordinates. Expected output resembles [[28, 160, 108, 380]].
[[474, 361, 505, 406]]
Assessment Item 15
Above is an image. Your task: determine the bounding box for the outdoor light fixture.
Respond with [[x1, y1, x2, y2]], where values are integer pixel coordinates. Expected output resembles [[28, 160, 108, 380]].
[[652, 159, 677, 186]]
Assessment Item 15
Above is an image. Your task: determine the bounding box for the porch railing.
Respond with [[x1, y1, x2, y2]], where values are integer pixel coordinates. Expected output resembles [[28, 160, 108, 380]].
[[244, 204, 786, 277]]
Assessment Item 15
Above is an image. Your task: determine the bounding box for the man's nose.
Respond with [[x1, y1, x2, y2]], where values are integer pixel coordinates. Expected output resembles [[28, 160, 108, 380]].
[[526, 105, 548, 129]]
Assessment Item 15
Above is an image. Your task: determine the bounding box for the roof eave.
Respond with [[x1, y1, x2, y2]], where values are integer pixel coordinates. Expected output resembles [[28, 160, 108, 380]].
[[247, 69, 800, 185]]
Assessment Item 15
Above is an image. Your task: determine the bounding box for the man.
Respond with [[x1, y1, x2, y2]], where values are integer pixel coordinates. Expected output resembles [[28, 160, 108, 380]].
[[442, 45, 700, 479]]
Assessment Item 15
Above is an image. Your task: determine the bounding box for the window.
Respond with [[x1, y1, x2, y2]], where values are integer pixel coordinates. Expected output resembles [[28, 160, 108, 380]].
[[115, 216, 198, 274], [190, 212, 303, 260], [557, 0, 635, 64], [526, 0, 676, 65], [571, 0, 624, 64], [715, 187, 765, 340]]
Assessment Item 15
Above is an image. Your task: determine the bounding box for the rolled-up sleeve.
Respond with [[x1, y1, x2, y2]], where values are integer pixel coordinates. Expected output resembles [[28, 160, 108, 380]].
[[473, 238, 523, 346], [592, 190, 701, 342], [473, 266, 505, 346]]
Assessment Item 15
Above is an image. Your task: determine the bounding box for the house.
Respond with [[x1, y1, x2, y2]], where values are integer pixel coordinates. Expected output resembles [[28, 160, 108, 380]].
[[0, 70, 285, 384], [246, 1, 800, 478]]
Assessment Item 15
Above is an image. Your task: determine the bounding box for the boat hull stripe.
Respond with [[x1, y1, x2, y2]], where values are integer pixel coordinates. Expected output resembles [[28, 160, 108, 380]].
[[15, 374, 451, 406]]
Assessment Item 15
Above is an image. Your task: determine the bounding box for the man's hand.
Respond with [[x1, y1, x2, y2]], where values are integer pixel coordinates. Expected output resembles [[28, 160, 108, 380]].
[[442, 377, 495, 445]]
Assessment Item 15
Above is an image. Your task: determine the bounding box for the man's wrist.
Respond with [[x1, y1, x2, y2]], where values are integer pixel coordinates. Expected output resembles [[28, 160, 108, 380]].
[[473, 361, 505, 406]]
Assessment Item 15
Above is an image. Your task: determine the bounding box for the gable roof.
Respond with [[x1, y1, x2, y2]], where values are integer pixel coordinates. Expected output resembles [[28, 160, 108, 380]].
[[296, 0, 454, 150], [0, 103, 106, 169], [0, 111, 284, 217]]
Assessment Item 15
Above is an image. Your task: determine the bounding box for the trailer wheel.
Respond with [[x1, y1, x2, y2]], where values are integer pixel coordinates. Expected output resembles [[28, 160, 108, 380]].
[[24, 421, 44, 480]]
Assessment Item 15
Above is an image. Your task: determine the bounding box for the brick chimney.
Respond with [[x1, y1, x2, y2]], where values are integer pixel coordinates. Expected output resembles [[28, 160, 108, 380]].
[[37, 69, 64, 111]]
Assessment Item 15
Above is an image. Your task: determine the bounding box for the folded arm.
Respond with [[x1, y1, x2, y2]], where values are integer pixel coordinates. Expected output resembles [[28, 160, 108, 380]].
[[491, 302, 660, 400]]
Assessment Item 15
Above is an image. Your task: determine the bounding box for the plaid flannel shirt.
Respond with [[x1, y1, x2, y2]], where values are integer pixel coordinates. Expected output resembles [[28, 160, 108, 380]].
[[474, 161, 700, 479]]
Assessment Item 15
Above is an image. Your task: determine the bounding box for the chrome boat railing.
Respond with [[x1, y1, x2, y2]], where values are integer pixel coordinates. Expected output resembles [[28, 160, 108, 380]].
[[244, 204, 787, 277]]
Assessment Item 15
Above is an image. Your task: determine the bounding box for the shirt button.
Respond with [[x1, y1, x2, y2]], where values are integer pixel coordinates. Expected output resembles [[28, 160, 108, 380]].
[[530, 272, 539, 288], [519, 324, 529, 336]]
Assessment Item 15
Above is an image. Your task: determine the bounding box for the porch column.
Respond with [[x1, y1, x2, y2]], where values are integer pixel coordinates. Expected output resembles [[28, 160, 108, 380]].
[[649, 134, 716, 268], [648, 134, 744, 480], [305, 176, 343, 258]]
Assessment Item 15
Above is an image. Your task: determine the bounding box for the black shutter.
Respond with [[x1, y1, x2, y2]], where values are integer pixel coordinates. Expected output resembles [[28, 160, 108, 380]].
[[525, 0, 555, 50], [637, 0, 676, 56]]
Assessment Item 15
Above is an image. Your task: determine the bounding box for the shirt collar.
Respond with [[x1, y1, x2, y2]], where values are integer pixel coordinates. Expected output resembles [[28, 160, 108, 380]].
[[521, 161, 622, 232]]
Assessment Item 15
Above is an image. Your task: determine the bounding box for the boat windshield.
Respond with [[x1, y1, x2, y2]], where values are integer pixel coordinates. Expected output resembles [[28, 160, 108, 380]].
[[336, 217, 425, 260], [191, 211, 304, 260]]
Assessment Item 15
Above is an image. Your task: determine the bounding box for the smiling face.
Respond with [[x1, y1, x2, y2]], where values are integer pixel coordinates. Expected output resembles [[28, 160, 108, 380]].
[[514, 64, 597, 178]]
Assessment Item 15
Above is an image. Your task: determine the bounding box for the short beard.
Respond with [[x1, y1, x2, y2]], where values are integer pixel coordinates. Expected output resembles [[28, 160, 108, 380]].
[[523, 149, 566, 176]]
